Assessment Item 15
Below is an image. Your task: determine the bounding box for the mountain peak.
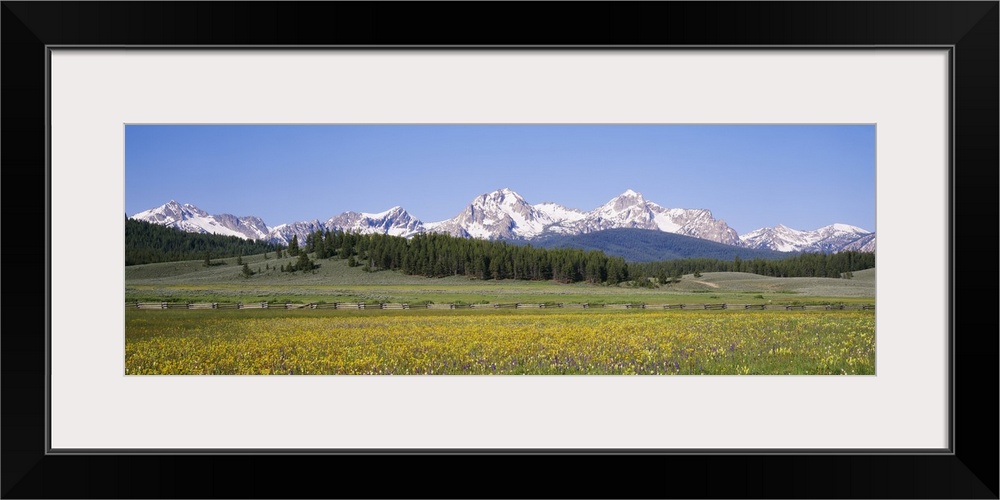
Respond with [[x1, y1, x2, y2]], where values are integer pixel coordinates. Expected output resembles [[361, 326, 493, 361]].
[[610, 189, 645, 204], [825, 223, 869, 233], [600, 189, 646, 212], [320, 206, 423, 238], [369, 206, 407, 218], [131, 200, 269, 241], [483, 188, 524, 201]]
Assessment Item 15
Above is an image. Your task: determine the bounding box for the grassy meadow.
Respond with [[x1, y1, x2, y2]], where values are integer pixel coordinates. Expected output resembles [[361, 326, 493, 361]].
[[126, 252, 875, 306], [125, 252, 876, 375]]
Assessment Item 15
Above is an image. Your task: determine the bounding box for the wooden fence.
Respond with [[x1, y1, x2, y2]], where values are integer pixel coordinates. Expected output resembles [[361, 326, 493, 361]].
[[130, 301, 874, 311]]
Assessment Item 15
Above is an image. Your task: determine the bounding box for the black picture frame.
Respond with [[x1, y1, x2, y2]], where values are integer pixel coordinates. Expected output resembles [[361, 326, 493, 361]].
[[3, 2, 996, 498]]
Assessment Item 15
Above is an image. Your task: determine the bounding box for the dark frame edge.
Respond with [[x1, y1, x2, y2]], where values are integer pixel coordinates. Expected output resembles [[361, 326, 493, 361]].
[[3, 1, 997, 499], [44, 45, 53, 459], [950, 3, 1000, 496]]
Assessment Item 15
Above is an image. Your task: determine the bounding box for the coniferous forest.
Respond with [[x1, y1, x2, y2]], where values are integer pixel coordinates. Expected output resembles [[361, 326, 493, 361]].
[[125, 218, 283, 265], [630, 251, 875, 280], [295, 229, 630, 284], [127, 219, 874, 283]]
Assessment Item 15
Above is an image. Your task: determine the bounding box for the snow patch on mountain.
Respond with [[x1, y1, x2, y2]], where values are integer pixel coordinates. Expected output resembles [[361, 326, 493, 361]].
[[534, 202, 587, 222], [549, 191, 741, 246], [427, 188, 554, 240], [740, 223, 873, 253], [268, 220, 324, 245], [325, 206, 424, 238], [130, 200, 271, 241], [839, 232, 876, 253]]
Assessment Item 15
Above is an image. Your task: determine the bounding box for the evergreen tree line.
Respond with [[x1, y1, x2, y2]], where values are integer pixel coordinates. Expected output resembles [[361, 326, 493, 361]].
[[296, 229, 631, 284], [127, 216, 874, 282], [125, 218, 283, 266], [630, 251, 876, 279]]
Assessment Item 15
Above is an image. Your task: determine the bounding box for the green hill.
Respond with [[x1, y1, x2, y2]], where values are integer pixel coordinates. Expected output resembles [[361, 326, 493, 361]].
[[528, 228, 794, 262]]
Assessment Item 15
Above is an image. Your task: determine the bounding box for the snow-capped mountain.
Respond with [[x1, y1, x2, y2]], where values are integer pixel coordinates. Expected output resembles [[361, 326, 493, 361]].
[[420, 188, 740, 245], [533, 202, 588, 232], [325, 206, 424, 238], [425, 188, 583, 240], [130, 200, 271, 241], [838, 232, 876, 253], [554, 190, 742, 246], [130, 190, 872, 254], [267, 207, 424, 244], [740, 223, 874, 253], [267, 220, 325, 245]]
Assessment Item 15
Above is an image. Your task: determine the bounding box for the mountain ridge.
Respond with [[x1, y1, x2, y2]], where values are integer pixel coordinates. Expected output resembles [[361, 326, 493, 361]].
[[130, 188, 874, 254]]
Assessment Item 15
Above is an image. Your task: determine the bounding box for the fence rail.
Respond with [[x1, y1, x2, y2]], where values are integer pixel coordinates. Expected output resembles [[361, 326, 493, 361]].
[[130, 301, 874, 312]]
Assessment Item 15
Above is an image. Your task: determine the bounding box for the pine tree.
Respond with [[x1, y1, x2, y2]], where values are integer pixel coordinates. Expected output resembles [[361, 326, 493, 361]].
[[304, 232, 315, 254], [656, 269, 668, 285], [241, 263, 254, 278], [288, 235, 299, 256], [295, 251, 313, 272], [340, 234, 352, 259]]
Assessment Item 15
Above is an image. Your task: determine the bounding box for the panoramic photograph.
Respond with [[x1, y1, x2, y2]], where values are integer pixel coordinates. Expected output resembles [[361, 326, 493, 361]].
[[125, 124, 876, 375]]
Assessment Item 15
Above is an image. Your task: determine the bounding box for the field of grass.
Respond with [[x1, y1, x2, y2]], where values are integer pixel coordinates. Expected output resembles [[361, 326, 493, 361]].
[[125, 253, 875, 305], [125, 253, 876, 376], [125, 308, 875, 375]]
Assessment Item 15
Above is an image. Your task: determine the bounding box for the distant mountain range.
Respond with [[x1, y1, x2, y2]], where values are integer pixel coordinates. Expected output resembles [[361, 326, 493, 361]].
[[740, 223, 876, 253], [130, 188, 875, 257]]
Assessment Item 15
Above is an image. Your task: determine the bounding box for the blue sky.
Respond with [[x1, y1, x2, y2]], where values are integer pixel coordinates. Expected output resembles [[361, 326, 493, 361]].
[[125, 124, 875, 234]]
